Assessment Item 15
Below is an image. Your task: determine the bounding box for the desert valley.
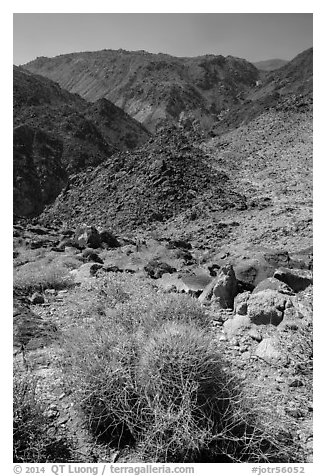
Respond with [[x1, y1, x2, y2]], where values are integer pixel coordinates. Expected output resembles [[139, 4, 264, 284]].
[[13, 44, 313, 464]]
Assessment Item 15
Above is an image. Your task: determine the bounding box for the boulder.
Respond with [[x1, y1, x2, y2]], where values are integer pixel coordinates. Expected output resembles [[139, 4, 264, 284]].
[[166, 239, 192, 250], [70, 262, 103, 283], [223, 314, 251, 338], [29, 292, 45, 305], [263, 250, 290, 268], [233, 291, 251, 315], [82, 248, 104, 264], [273, 268, 313, 292], [144, 259, 177, 279], [181, 271, 212, 296], [234, 258, 275, 290], [248, 327, 262, 342], [289, 289, 313, 321], [255, 338, 286, 364], [99, 230, 120, 248], [252, 277, 294, 295], [247, 290, 289, 326], [74, 225, 101, 249], [198, 264, 238, 308]]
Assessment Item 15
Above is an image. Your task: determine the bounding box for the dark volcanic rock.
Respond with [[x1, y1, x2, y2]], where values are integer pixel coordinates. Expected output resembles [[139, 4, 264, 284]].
[[99, 230, 120, 248], [144, 259, 177, 279], [274, 268, 313, 292], [38, 126, 246, 231], [74, 225, 101, 249]]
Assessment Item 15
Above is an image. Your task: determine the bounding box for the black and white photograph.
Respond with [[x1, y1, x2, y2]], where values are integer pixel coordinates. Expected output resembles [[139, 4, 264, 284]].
[[11, 8, 314, 469]]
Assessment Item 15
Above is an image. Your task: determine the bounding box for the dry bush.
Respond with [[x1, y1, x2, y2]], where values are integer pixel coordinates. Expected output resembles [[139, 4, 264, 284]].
[[61, 273, 303, 462], [13, 369, 73, 462], [135, 322, 236, 461], [13, 259, 74, 294]]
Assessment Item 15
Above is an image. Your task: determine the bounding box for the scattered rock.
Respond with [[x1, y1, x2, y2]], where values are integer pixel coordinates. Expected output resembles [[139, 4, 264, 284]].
[[166, 239, 192, 250], [82, 248, 104, 264], [144, 259, 177, 279]]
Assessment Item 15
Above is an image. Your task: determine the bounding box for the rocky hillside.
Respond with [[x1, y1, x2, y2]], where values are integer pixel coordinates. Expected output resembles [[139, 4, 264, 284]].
[[13, 67, 150, 217], [253, 59, 288, 71], [23, 50, 259, 132], [39, 124, 246, 231], [211, 47, 312, 136]]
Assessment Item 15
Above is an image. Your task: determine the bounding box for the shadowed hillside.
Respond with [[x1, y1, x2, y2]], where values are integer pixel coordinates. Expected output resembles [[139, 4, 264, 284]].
[[13, 67, 150, 217]]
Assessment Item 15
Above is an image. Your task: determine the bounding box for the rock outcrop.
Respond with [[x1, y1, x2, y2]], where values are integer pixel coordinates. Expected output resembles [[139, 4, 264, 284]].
[[199, 264, 238, 308]]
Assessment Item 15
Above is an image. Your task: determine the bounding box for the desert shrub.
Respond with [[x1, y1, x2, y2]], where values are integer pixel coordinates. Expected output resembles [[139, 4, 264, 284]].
[[61, 274, 302, 462], [61, 319, 141, 445], [135, 322, 236, 461], [14, 247, 47, 267], [13, 259, 73, 294], [148, 293, 209, 328], [64, 273, 208, 331], [63, 314, 293, 462], [13, 370, 73, 462]]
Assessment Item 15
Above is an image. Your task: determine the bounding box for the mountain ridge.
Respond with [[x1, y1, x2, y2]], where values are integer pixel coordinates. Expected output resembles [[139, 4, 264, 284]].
[[23, 49, 260, 132], [253, 58, 289, 71]]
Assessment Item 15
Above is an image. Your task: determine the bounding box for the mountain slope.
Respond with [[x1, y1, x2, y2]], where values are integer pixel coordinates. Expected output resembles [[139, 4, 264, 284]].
[[23, 50, 259, 132], [39, 125, 247, 231], [13, 67, 150, 217], [211, 47, 312, 136], [253, 59, 288, 71]]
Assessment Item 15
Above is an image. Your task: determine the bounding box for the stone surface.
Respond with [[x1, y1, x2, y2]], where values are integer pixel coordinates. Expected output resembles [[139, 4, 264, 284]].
[[233, 291, 251, 315], [99, 230, 120, 248], [255, 338, 285, 364], [247, 290, 289, 326], [248, 327, 262, 342], [252, 277, 294, 295], [274, 268, 313, 292], [223, 314, 252, 338], [30, 292, 45, 305], [198, 264, 238, 308], [144, 259, 177, 279], [74, 225, 101, 249]]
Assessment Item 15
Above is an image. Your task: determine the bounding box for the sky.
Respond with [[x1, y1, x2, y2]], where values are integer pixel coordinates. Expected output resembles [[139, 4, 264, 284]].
[[13, 13, 313, 66]]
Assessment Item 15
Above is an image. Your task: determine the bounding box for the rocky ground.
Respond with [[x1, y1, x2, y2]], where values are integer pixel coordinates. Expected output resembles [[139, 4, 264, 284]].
[[13, 214, 313, 462]]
